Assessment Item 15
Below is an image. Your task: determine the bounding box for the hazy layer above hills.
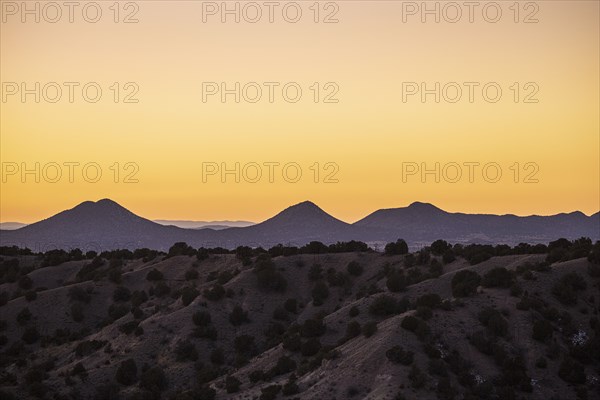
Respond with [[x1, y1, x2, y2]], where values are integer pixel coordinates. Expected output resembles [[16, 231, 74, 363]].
[[0, 199, 598, 251], [153, 220, 255, 230]]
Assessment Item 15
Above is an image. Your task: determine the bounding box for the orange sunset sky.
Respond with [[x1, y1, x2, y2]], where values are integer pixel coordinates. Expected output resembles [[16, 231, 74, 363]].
[[1, 0, 599, 223]]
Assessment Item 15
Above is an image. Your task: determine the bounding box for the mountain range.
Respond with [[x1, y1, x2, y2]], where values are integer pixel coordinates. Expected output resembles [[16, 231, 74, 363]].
[[0, 199, 598, 252]]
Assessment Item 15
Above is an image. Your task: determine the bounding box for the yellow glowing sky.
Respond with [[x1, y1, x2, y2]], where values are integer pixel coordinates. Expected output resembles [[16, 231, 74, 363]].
[[1, 1, 599, 223]]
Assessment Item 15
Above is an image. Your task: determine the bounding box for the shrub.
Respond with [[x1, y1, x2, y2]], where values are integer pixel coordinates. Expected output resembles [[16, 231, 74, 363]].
[[416, 293, 442, 309], [225, 375, 241, 393], [108, 303, 130, 321], [203, 284, 225, 301], [345, 321, 361, 339], [385, 239, 409, 255], [192, 311, 211, 327], [558, 357, 586, 384], [229, 305, 249, 326], [451, 270, 481, 297], [18, 275, 33, 290], [131, 290, 148, 307], [139, 365, 168, 393], [24, 290, 37, 301], [386, 345, 413, 365], [300, 318, 326, 338], [300, 338, 321, 357], [347, 261, 363, 276], [254, 256, 287, 292], [369, 295, 408, 316], [68, 287, 91, 303], [482, 267, 514, 288], [146, 269, 163, 281], [311, 281, 329, 306], [210, 347, 224, 365], [16, 307, 32, 325], [284, 298, 297, 313], [532, 320, 553, 342], [408, 364, 426, 388], [478, 308, 508, 337], [349, 306, 360, 317], [185, 269, 199, 280], [22, 326, 39, 344], [282, 378, 300, 395], [181, 287, 199, 306], [115, 358, 137, 386], [362, 321, 378, 337], [153, 282, 171, 297], [119, 320, 139, 335], [113, 286, 131, 302], [175, 340, 198, 362], [71, 303, 84, 322], [416, 306, 433, 320], [401, 316, 419, 332], [260, 385, 282, 400], [552, 272, 586, 306], [71, 362, 88, 380], [386, 272, 407, 292], [249, 370, 265, 383], [270, 356, 296, 376], [234, 335, 255, 354], [75, 340, 104, 357]]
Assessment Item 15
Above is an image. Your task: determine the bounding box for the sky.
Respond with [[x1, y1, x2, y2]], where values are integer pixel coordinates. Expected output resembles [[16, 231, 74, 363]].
[[1, 1, 599, 223]]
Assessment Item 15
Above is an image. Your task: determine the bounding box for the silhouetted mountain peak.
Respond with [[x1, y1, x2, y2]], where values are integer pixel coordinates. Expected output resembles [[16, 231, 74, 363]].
[[407, 201, 443, 212], [261, 201, 349, 229]]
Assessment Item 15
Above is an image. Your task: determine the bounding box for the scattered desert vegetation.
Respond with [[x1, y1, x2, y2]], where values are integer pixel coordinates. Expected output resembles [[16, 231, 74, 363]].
[[0, 238, 599, 399]]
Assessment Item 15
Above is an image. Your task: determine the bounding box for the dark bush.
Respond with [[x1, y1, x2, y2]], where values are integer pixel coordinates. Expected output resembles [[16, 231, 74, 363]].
[[349, 306, 360, 317], [284, 298, 297, 313], [68, 286, 92, 303], [115, 358, 137, 386], [175, 340, 198, 362], [185, 269, 198, 280], [532, 319, 553, 342], [345, 321, 361, 339], [234, 335, 255, 354], [108, 303, 130, 321], [386, 345, 413, 365], [301, 338, 321, 357], [139, 366, 168, 393], [558, 357, 586, 384], [408, 364, 426, 388], [229, 305, 249, 326], [270, 356, 296, 376], [386, 272, 407, 292], [203, 284, 225, 301], [362, 321, 378, 337], [113, 286, 131, 302], [416, 293, 442, 309], [552, 272, 586, 306], [482, 267, 514, 288], [260, 385, 282, 400], [225, 375, 241, 393], [18, 275, 33, 290], [71, 303, 84, 322], [16, 307, 32, 325], [369, 295, 408, 316], [192, 311, 211, 327], [478, 308, 508, 337], [22, 326, 39, 344], [451, 270, 481, 297], [300, 318, 326, 338], [385, 239, 409, 255], [181, 287, 199, 306], [146, 268, 163, 281], [254, 256, 287, 292], [347, 261, 363, 276], [311, 281, 329, 306], [210, 347, 224, 365]]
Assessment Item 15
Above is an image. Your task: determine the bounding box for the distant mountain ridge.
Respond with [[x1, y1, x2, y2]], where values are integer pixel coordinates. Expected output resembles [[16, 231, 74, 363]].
[[0, 199, 598, 251]]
